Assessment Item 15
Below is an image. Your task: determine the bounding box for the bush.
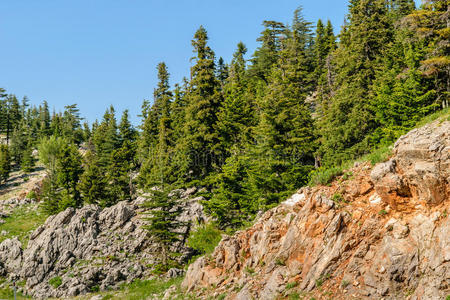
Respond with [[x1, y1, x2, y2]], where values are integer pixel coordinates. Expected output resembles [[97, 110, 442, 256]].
[[26, 190, 37, 200], [187, 222, 222, 255], [48, 276, 62, 288], [308, 166, 343, 186]]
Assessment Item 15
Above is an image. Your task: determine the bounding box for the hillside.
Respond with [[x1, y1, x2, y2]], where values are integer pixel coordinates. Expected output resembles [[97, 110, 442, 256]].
[[182, 117, 450, 299]]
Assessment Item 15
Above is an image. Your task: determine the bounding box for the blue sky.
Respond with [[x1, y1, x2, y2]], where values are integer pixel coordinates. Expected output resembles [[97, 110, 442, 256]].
[[0, 0, 421, 125]]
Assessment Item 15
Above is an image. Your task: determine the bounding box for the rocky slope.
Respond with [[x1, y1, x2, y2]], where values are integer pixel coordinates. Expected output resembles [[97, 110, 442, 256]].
[[183, 119, 450, 299], [0, 188, 206, 299]]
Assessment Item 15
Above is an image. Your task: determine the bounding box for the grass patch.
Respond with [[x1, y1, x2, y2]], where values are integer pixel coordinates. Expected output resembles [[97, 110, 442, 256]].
[[116, 277, 184, 300], [341, 280, 350, 288], [308, 166, 344, 186], [0, 204, 47, 246], [187, 222, 222, 255], [332, 193, 345, 203], [73, 277, 186, 300], [244, 266, 255, 275], [285, 282, 298, 289], [378, 209, 388, 216], [0, 286, 31, 299], [315, 273, 331, 288], [361, 144, 392, 166], [288, 292, 300, 300], [49, 276, 62, 289], [275, 258, 286, 266]]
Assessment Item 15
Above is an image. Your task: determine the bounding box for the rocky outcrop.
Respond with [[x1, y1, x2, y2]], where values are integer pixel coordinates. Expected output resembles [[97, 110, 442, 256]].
[[0, 188, 206, 299], [183, 119, 450, 299], [371, 122, 449, 208]]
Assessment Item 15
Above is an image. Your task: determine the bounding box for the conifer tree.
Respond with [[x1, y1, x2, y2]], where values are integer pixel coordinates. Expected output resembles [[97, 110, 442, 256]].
[[215, 42, 254, 157], [319, 0, 393, 165], [141, 63, 172, 153], [140, 63, 174, 186], [180, 26, 221, 179], [0, 145, 10, 184], [79, 150, 108, 205], [404, 0, 449, 108], [249, 21, 287, 82], [143, 187, 184, 270], [92, 106, 119, 169], [246, 17, 316, 209]]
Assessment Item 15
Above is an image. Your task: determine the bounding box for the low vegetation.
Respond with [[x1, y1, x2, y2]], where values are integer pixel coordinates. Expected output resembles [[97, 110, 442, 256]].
[[0, 204, 47, 246]]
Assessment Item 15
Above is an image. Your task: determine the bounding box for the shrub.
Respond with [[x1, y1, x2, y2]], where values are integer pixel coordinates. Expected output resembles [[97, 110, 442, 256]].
[[341, 280, 350, 288], [244, 266, 255, 275], [286, 282, 298, 289], [308, 166, 343, 186], [49, 276, 62, 288], [332, 193, 344, 203], [275, 258, 286, 266], [26, 190, 37, 200], [187, 222, 222, 255]]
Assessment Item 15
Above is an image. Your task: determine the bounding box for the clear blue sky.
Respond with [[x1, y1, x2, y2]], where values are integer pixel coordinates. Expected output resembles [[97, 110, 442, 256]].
[[0, 0, 420, 125]]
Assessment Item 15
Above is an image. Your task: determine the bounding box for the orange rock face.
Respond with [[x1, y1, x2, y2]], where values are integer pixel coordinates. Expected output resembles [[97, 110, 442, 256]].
[[183, 120, 450, 299]]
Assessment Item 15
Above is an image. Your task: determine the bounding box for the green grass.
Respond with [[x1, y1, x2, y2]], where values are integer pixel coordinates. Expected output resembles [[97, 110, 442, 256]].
[[0, 278, 31, 299], [187, 222, 222, 255], [0, 204, 47, 246], [275, 258, 286, 266], [308, 165, 346, 186], [48, 276, 62, 289], [73, 277, 187, 300], [285, 282, 298, 289]]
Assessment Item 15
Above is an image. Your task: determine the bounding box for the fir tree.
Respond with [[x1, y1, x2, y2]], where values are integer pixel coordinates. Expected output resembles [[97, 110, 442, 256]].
[[0, 145, 10, 184], [319, 0, 393, 165], [180, 26, 221, 179], [79, 150, 108, 205], [143, 187, 184, 270]]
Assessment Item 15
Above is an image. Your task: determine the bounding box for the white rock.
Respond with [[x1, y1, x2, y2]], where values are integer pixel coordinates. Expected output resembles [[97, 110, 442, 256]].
[[283, 193, 305, 207], [369, 193, 382, 204]]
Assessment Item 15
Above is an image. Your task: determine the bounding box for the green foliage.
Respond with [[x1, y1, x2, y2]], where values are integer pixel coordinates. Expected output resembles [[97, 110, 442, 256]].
[[285, 282, 298, 289], [26, 190, 37, 200], [362, 144, 392, 166], [341, 279, 350, 288], [187, 222, 222, 255], [142, 187, 185, 269], [21, 146, 35, 173], [38, 136, 83, 215], [78, 150, 109, 206], [308, 166, 343, 186], [0, 145, 11, 183], [275, 258, 286, 266], [379, 209, 388, 216], [332, 193, 344, 203], [48, 276, 62, 289], [0, 204, 47, 246]]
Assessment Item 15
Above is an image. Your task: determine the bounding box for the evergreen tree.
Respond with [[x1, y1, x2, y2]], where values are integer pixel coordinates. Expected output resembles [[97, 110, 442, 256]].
[[140, 63, 174, 186], [141, 63, 172, 153], [0, 145, 10, 184], [404, 0, 449, 108], [319, 0, 393, 166], [143, 187, 184, 271], [246, 21, 316, 209], [79, 150, 109, 205], [92, 106, 119, 169], [215, 42, 255, 158], [179, 26, 221, 180], [249, 21, 287, 82]]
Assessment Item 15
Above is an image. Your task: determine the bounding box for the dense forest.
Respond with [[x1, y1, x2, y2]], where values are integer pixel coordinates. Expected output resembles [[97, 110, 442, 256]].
[[0, 0, 448, 268]]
